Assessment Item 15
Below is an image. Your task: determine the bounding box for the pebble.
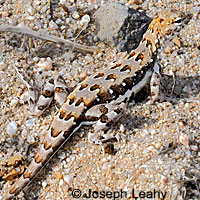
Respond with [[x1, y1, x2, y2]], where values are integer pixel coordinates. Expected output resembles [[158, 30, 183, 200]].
[[42, 181, 47, 187], [10, 97, 19, 107], [49, 20, 58, 30], [59, 179, 64, 186], [190, 145, 198, 152], [81, 15, 90, 24], [25, 118, 35, 127], [147, 145, 155, 152], [149, 129, 157, 135], [120, 124, 125, 133], [20, 91, 29, 104], [128, 0, 143, 5], [27, 135, 35, 144], [0, 62, 6, 70], [6, 121, 17, 135], [101, 157, 107, 162], [155, 142, 162, 149], [172, 36, 181, 47], [37, 57, 53, 71], [72, 11, 80, 19], [164, 46, 172, 54], [21, 129, 28, 140], [63, 174, 73, 186], [179, 134, 189, 146]]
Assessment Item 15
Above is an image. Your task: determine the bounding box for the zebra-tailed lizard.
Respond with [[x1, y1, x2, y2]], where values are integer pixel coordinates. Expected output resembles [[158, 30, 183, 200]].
[[3, 9, 192, 200]]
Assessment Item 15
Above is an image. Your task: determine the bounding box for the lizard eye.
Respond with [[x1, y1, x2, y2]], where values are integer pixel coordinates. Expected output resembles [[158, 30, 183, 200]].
[[174, 17, 182, 24]]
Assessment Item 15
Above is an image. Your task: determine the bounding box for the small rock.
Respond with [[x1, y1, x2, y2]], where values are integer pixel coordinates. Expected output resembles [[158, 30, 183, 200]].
[[20, 91, 29, 104], [21, 129, 28, 140], [7, 121, 17, 135], [27, 16, 35, 21], [25, 118, 35, 127], [164, 46, 172, 54], [95, 2, 151, 52], [63, 174, 73, 186], [160, 175, 168, 184], [59, 179, 64, 186], [37, 57, 53, 71], [147, 145, 155, 152], [54, 172, 63, 179], [72, 11, 80, 19], [27, 135, 35, 144], [42, 181, 47, 187], [155, 142, 162, 149], [149, 129, 157, 135], [49, 20, 58, 30], [120, 124, 125, 133], [179, 134, 189, 146], [10, 97, 19, 107], [190, 145, 198, 151], [0, 62, 6, 70], [173, 36, 181, 47], [82, 14, 90, 24]]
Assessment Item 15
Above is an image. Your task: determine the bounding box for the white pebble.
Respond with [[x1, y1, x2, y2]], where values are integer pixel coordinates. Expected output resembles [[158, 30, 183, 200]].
[[37, 57, 53, 71], [7, 121, 17, 135], [0, 62, 6, 70], [59, 179, 64, 186], [21, 129, 28, 140], [149, 129, 157, 135], [49, 20, 58, 30], [190, 145, 198, 151], [25, 118, 35, 127], [120, 124, 125, 133], [42, 181, 47, 187], [63, 175, 73, 186], [20, 91, 29, 103], [10, 97, 19, 107], [72, 11, 80, 19], [26, 5, 34, 15], [27, 16, 35, 21], [179, 134, 189, 146], [27, 135, 35, 144], [60, 0, 66, 4], [82, 15, 90, 23], [147, 145, 155, 152], [33, 57, 39, 62]]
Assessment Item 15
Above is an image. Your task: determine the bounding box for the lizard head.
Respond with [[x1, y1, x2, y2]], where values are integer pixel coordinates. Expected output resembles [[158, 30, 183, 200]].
[[149, 9, 192, 38]]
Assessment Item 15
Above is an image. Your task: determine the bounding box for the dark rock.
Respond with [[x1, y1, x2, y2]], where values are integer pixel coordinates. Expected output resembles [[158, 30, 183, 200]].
[[95, 2, 152, 53]]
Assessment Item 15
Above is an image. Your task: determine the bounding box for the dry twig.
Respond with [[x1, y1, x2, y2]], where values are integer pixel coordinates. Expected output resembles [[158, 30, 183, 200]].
[[0, 25, 101, 54]]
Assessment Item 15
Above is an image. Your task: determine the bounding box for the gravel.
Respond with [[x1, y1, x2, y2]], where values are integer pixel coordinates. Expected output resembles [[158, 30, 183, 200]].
[[0, 0, 199, 200]]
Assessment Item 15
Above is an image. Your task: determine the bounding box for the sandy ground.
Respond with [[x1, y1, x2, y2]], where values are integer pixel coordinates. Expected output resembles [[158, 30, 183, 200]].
[[0, 0, 199, 200]]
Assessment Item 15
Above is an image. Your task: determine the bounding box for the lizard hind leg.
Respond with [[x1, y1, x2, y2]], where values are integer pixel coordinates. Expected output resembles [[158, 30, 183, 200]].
[[30, 75, 70, 116], [53, 75, 70, 109], [85, 102, 126, 153], [14, 62, 69, 117]]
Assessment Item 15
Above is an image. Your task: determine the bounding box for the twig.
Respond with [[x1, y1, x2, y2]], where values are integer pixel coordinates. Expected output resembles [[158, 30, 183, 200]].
[[0, 25, 101, 54]]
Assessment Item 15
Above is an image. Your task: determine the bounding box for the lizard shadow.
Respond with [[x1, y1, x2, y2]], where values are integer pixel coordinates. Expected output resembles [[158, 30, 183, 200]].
[[120, 74, 200, 133]]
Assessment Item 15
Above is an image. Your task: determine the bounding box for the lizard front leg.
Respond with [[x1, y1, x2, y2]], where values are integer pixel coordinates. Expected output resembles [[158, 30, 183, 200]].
[[150, 62, 162, 102]]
